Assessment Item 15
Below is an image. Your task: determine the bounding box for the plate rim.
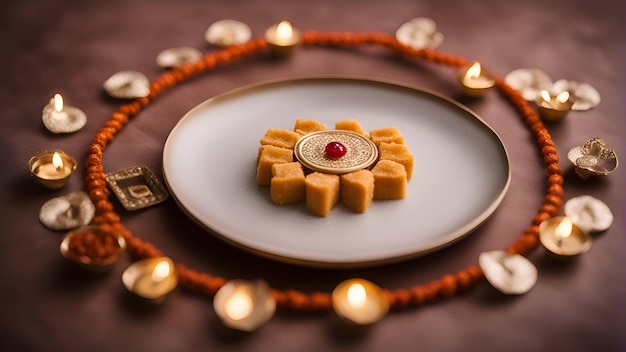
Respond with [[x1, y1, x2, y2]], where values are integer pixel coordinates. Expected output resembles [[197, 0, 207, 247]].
[[162, 75, 511, 268]]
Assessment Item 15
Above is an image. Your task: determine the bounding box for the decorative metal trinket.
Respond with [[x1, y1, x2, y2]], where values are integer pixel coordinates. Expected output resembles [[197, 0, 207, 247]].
[[550, 79, 601, 111], [105, 166, 169, 210], [213, 279, 276, 332], [103, 70, 150, 99], [395, 17, 444, 50], [478, 251, 537, 295], [564, 195, 613, 233], [156, 47, 202, 68], [294, 130, 378, 174], [504, 68, 553, 101], [205, 19, 252, 47], [504, 68, 601, 111], [567, 137, 618, 179], [40, 191, 95, 230]]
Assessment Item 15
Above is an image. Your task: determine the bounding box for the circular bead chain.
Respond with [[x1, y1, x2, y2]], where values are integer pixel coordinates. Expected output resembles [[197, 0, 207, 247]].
[[84, 32, 562, 312]]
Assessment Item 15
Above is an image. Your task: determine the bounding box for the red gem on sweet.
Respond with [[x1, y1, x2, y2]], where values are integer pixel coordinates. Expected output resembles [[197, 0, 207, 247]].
[[325, 141, 347, 159]]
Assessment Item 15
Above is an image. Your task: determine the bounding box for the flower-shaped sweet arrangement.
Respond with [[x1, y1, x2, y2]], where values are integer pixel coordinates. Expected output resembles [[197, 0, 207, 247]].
[[256, 119, 414, 216]]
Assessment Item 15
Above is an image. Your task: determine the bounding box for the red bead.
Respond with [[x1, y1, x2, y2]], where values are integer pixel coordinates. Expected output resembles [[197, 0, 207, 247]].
[[325, 142, 346, 159]]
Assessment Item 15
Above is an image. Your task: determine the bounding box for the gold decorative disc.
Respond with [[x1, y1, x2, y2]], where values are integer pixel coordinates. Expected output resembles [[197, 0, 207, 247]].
[[294, 130, 378, 174]]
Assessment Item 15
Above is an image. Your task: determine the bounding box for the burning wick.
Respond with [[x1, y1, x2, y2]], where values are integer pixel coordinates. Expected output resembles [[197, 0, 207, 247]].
[[555, 217, 573, 246]]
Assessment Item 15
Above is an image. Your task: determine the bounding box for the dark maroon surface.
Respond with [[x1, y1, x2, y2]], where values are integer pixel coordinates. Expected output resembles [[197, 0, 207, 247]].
[[1, 1, 624, 351]]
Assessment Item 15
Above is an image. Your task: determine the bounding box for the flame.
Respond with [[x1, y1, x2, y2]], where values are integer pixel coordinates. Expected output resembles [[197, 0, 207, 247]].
[[540, 90, 552, 103], [52, 152, 63, 171], [556, 91, 570, 104], [225, 290, 253, 321], [53, 94, 64, 113], [466, 62, 482, 79], [555, 217, 573, 239], [347, 282, 367, 308], [276, 21, 293, 40], [151, 260, 171, 282]]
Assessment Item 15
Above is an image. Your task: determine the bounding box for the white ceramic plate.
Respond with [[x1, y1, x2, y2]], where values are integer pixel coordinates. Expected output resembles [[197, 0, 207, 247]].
[[162, 77, 510, 268]]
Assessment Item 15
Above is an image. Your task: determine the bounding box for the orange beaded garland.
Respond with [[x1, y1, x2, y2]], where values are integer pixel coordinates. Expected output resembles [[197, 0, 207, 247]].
[[82, 31, 563, 313]]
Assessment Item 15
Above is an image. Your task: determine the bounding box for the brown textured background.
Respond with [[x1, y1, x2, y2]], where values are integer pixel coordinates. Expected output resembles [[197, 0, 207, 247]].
[[0, 0, 623, 351]]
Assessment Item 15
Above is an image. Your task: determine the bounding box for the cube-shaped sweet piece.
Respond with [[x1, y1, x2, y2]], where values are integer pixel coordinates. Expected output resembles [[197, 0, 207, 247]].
[[257, 146, 294, 186], [378, 142, 414, 180], [335, 119, 366, 136], [371, 160, 407, 200], [260, 128, 301, 149], [271, 162, 306, 205], [305, 172, 340, 217], [294, 119, 327, 136], [340, 170, 374, 213], [369, 127, 404, 147]]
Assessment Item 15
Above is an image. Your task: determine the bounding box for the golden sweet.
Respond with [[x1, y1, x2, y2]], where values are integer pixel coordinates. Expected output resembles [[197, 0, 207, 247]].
[[271, 162, 306, 205], [371, 160, 407, 200], [340, 170, 374, 213], [305, 172, 340, 217]]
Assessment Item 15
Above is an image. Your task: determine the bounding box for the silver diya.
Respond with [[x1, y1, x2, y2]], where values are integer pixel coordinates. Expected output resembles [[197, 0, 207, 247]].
[[564, 195, 613, 233], [205, 19, 252, 47], [156, 47, 202, 68], [40, 191, 95, 230], [478, 250, 537, 295], [103, 70, 150, 99], [395, 17, 444, 50]]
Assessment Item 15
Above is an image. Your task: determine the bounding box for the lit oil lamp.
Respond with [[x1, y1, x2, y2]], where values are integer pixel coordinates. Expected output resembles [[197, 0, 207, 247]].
[[539, 216, 592, 257], [457, 62, 495, 97], [28, 150, 77, 189], [535, 89, 574, 122], [331, 278, 389, 325], [42, 94, 87, 133], [213, 279, 275, 332], [264, 20, 301, 57], [121, 257, 177, 302]]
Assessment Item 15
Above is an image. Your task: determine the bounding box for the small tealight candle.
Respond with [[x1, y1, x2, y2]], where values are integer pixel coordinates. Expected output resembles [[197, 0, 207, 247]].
[[28, 150, 77, 189], [535, 89, 574, 122], [539, 216, 592, 257], [331, 278, 389, 325], [264, 20, 301, 57], [42, 94, 87, 133], [457, 62, 495, 97], [121, 257, 177, 301], [213, 279, 275, 332]]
